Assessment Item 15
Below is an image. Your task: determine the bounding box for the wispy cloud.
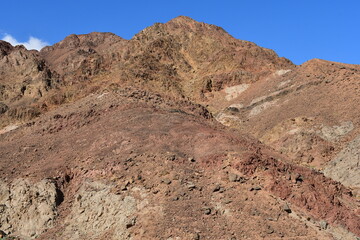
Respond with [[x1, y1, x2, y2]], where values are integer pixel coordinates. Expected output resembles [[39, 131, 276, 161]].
[[2, 34, 48, 51]]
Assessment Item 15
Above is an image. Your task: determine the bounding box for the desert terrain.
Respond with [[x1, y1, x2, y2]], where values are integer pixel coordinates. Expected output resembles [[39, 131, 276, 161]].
[[0, 16, 359, 239]]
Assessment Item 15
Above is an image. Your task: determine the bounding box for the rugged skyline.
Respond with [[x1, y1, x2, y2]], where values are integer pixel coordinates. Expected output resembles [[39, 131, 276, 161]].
[[1, 1, 359, 64]]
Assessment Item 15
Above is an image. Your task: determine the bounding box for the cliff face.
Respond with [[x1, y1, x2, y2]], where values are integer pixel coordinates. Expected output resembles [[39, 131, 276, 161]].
[[0, 17, 359, 239]]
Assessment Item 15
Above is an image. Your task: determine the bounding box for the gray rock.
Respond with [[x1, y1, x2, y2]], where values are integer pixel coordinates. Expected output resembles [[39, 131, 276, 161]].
[[204, 208, 212, 215], [228, 173, 238, 182], [319, 221, 328, 230], [162, 179, 172, 185], [318, 121, 354, 142], [0, 102, 8, 114], [295, 174, 303, 183], [251, 209, 260, 216], [213, 185, 221, 192], [266, 226, 275, 234], [228, 173, 245, 182], [187, 182, 196, 190], [63, 181, 137, 239], [0, 179, 60, 238], [250, 186, 262, 191], [192, 233, 200, 240], [323, 135, 360, 189], [167, 155, 176, 161], [126, 218, 136, 229], [283, 203, 292, 213]]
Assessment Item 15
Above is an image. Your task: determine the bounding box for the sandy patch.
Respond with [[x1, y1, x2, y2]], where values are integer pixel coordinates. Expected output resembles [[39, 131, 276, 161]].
[[228, 103, 244, 109], [275, 69, 292, 76], [278, 79, 292, 88], [249, 100, 278, 117], [224, 84, 250, 101], [97, 92, 109, 99], [215, 112, 241, 126], [318, 121, 354, 142], [0, 125, 19, 135]]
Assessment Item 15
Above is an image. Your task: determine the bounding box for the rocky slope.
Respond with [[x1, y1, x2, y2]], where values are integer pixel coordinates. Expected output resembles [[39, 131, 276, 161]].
[[1, 89, 359, 239], [0, 16, 360, 239], [210, 58, 360, 194]]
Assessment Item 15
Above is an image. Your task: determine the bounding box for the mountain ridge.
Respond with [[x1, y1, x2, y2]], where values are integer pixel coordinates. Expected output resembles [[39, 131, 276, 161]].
[[0, 16, 295, 128]]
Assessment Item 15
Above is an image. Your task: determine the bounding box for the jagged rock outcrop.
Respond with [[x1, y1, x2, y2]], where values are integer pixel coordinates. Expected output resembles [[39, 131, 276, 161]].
[[0, 40, 59, 127], [40, 32, 126, 83]]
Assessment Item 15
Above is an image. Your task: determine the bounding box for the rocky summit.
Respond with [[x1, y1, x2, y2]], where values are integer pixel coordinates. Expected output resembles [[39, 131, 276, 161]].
[[0, 16, 359, 240]]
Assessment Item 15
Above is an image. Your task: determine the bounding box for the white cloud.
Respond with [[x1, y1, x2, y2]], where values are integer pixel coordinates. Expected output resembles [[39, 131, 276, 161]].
[[2, 34, 48, 51]]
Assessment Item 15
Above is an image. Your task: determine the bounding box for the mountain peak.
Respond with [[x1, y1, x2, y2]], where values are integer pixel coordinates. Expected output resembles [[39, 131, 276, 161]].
[[132, 15, 229, 42], [168, 15, 197, 24]]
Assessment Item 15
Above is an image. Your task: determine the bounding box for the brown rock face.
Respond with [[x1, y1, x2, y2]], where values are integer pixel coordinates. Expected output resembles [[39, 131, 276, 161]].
[[0, 16, 359, 239], [0, 41, 59, 127], [40, 32, 126, 83]]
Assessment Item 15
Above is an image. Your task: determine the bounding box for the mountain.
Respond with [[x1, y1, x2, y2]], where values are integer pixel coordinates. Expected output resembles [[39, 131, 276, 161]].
[[0, 16, 359, 239], [0, 16, 293, 128]]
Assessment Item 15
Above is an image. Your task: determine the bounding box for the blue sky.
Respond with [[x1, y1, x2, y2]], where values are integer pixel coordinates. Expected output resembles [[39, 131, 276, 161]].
[[1, 0, 359, 65]]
